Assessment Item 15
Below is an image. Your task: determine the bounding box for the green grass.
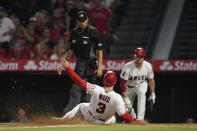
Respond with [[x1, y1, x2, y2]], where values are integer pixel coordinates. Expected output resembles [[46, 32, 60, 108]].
[[0, 125, 197, 131]]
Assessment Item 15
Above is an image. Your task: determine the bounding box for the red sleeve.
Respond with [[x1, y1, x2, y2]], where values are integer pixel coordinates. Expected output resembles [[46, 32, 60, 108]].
[[65, 66, 87, 91], [120, 78, 127, 92], [120, 112, 135, 123]]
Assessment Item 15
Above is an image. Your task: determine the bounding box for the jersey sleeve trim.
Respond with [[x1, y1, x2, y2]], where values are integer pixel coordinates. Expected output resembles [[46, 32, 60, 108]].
[[120, 78, 127, 92]]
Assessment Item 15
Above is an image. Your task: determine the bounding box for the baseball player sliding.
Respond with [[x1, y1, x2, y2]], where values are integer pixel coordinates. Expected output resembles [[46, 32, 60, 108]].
[[55, 58, 136, 124], [120, 47, 156, 122]]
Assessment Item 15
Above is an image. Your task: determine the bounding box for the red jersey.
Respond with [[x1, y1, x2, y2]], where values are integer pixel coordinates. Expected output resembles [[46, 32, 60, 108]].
[[8, 45, 31, 59], [87, 7, 111, 36]]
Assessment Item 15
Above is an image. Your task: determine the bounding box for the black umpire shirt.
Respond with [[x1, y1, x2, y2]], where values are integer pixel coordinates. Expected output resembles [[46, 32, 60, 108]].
[[68, 25, 103, 59]]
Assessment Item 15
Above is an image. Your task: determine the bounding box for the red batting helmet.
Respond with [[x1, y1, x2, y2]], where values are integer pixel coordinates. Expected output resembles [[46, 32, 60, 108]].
[[134, 47, 146, 57], [103, 71, 117, 87]]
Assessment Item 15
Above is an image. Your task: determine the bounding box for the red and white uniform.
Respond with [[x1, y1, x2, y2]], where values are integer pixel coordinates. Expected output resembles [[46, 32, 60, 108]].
[[61, 67, 134, 124], [120, 60, 154, 120], [85, 83, 126, 124]]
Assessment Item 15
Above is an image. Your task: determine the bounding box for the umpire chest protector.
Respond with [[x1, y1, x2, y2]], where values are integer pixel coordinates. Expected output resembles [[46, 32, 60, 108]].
[[69, 25, 102, 59]]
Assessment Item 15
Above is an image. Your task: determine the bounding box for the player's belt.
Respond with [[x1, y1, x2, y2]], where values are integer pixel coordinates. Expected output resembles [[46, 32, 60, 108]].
[[77, 58, 91, 62], [77, 58, 96, 62], [88, 110, 105, 122], [127, 85, 135, 88]]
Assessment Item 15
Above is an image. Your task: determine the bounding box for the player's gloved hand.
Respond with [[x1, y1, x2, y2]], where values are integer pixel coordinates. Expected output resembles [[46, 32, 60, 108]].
[[123, 97, 132, 110], [148, 92, 156, 111], [148, 92, 156, 104]]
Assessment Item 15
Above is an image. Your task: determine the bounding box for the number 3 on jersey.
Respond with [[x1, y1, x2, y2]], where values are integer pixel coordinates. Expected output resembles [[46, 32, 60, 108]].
[[96, 102, 106, 114]]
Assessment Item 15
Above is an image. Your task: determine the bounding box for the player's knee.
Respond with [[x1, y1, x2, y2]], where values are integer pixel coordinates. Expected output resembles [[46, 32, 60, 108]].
[[137, 90, 146, 96], [79, 103, 89, 111]]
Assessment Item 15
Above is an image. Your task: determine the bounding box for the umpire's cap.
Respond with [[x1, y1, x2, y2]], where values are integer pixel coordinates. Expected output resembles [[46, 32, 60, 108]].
[[76, 11, 88, 22]]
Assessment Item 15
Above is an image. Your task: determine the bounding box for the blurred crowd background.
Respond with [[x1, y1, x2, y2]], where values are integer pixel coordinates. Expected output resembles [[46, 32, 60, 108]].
[[0, 0, 127, 60]]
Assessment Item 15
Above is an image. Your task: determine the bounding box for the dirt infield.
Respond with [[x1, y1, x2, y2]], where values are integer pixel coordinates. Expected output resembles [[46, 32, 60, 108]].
[[0, 117, 197, 128], [0, 116, 93, 128]]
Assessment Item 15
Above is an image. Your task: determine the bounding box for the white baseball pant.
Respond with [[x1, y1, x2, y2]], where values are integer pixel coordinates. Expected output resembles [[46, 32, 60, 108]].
[[127, 82, 148, 120], [62, 103, 116, 124]]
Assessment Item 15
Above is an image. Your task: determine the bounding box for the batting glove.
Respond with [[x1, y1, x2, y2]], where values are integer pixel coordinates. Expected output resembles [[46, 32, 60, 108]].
[[148, 92, 156, 104], [123, 97, 132, 110]]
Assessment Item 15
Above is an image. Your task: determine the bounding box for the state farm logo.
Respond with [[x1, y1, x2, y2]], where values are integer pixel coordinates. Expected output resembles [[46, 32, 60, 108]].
[[104, 61, 126, 71], [159, 60, 197, 71], [0, 61, 18, 70], [24, 60, 37, 70], [24, 60, 76, 71], [160, 61, 173, 71], [174, 61, 197, 71]]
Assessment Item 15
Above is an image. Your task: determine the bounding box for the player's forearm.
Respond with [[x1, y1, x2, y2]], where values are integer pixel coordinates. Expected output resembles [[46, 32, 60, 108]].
[[120, 112, 135, 123], [149, 78, 155, 93], [65, 66, 87, 91]]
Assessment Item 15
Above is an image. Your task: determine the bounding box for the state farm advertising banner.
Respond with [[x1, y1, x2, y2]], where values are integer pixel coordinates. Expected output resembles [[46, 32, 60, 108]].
[[0, 59, 197, 72], [153, 60, 197, 72]]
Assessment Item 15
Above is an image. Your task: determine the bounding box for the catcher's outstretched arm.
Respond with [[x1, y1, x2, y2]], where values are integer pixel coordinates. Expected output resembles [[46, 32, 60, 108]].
[[65, 66, 87, 91]]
